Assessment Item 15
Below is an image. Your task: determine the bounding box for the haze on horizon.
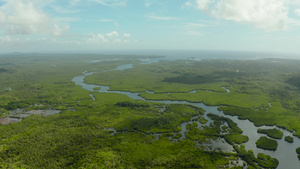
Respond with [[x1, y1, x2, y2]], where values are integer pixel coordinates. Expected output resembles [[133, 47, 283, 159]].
[[1, 0, 300, 55]]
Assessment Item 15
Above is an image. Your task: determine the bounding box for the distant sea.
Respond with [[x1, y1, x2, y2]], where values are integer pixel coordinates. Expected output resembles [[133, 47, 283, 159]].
[[2, 50, 299, 60], [94, 50, 300, 60]]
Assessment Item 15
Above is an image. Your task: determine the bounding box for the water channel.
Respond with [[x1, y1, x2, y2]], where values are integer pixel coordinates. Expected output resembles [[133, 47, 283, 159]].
[[72, 58, 300, 169]]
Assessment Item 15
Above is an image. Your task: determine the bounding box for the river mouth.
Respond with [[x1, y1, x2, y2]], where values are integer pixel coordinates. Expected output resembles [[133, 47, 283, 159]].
[[72, 57, 300, 169]]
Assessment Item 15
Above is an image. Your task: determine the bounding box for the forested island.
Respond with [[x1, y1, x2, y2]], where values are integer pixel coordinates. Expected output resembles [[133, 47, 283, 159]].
[[0, 53, 300, 168]]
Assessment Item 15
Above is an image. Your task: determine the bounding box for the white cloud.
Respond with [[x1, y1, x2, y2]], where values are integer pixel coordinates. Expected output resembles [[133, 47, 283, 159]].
[[0, 30, 131, 49], [123, 33, 130, 38], [186, 0, 291, 31], [145, 1, 151, 7], [87, 32, 109, 44], [3, 1, 50, 25], [195, 0, 211, 11], [69, 0, 81, 6], [0, 0, 69, 36], [90, 0, 127, 7], [106, 31, 119, 38], [55, 17, 80, 23], [98, 19, 114, 22], [98, 19, 119, 27], [111, 1, 126, 7], [184, 1, 192, 8], [148, 15, 178, 20], [52, 6, 81, 14], [86, 31, 130, 45], [295, 9, 300, 17], [52, 24, 70, 36]]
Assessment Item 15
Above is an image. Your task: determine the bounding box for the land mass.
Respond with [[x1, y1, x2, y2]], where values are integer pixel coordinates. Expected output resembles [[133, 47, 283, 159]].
[[1, 54, 299, 168]]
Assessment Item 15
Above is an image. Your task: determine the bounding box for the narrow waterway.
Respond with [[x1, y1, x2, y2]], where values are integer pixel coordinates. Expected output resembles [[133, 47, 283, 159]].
[[72, 58, 300, 169]]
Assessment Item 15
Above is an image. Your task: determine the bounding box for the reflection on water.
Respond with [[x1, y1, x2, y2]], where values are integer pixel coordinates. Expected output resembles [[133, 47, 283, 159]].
[[222, 86, 231, 93]]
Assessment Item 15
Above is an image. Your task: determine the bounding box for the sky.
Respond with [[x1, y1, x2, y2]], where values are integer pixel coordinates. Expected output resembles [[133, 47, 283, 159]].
[[1, 0, 300, 54]]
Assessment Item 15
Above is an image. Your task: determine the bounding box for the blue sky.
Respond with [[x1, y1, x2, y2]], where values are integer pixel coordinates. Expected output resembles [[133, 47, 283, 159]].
[[1, 0, 300, 54]]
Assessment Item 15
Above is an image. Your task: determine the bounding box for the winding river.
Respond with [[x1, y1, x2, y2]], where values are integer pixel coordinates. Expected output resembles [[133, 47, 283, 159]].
[[72, 58, 300, 169]]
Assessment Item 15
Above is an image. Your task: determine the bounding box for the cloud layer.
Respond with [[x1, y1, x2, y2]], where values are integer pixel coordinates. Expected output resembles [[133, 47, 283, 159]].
[[187, 0, 290, 31], [0, 0, 69, 35]]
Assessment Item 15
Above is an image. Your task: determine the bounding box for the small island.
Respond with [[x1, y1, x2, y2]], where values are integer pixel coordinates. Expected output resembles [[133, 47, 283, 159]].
[[93, 87, 101, 90], [296, 147, 300, 161], [257, 128, 283, 139], [284, 136, 294, 143], [256, 136, 278, 151]]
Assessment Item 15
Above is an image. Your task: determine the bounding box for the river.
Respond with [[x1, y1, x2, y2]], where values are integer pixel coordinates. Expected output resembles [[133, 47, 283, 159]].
[[72, 57, 300, 169]]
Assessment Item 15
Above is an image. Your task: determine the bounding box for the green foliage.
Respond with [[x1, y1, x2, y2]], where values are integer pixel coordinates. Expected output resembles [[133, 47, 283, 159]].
[[286, 73, 300, 89], [284, 136, 294, 143], [93, 87, 101, 90], [173, 133, 182, 139], [296, 147, 300, 154], [233, 145, 279, 169], [207, 113, 243, 134], [257, 128, 283, 139], [1, 54, 295, 168], [0, 68, 8, 73], [0, 108, 9, 117], [84, 58, 300, 139], [256, 153, 279, 169], [115, 104, 203, 133], [219, 105, 300, 137], [115, 101, 150, 108], [224, 134, 249, 144], [139, 91, 270, 109], [255, 136, 278, 151]]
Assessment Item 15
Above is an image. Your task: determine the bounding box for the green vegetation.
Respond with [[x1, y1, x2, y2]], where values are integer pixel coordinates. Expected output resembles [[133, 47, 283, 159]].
[[93, 87, 101, 90], [256, 153, 279, 169], [0, 54, 236, 168], [0, 54, 292, 168], [257, 128, 283, 139], [296, 147, 300, 154], [284, 136, 294, 143], [224, 134, 249, 144], [233, 145, 278, 169], [114, 104, 204, 133], [85, 58, 300, 138], [0, 108, 9, 117], [256, 136, 278, 151], [296, 147, 300, 161]]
